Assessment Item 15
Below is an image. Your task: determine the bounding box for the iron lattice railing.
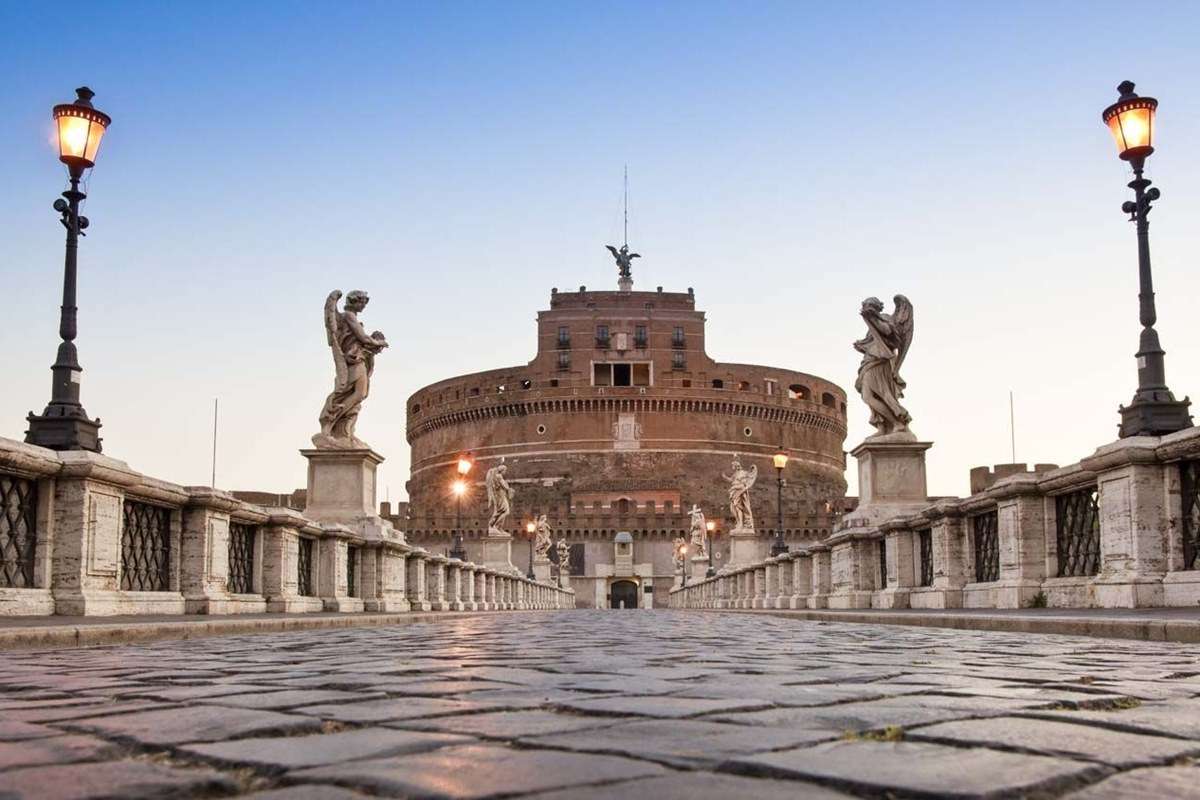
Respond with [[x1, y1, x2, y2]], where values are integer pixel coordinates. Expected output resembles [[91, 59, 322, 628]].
[[1180, 460, 1200, 571], [227, 522, 256, 594], [918, 528, 933, 587], [1056, 487, 1100, 577], [973, 510, 999, 583], [121, 500, 171, 591], [297, 537, 314, 596], [347, 545, 359, 597], [877, 539, 888, 588], [0, 474, 37, 589]]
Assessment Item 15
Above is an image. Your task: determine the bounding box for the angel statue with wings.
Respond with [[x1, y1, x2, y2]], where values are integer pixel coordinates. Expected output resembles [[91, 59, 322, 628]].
[[853, 295, 914, 438], [721, 457, 758, 533], [313, 290, 388, 449], [605, 244, 640, 280], [533, 514, 553, 560], [485, 460, 515, 534], [687, 505, 708, 559]]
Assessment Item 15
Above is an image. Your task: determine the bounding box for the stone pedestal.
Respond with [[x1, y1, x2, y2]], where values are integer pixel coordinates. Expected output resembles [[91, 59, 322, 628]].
[[532, 557, 552, 583], [362, 544, 410, 612], [728, 528, 761, 569], [301, 448, 384, 525], [690, 555, 710, 582], [482, 530, 518, 574], [182, 488, 268, 615]]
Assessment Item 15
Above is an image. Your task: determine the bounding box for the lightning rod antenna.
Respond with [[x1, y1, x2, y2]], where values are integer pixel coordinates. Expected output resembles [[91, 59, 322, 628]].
[[623, 164, 628, 248]]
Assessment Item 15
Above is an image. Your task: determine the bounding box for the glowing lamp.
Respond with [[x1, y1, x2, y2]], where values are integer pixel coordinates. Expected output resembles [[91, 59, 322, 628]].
[[452, 479, 467, 497], [1102, 81, 1156, 162], [526, 521, 536, 534], [54, 87, 110, 175], [457, 453, 474, 476], [773, 450, 789, 470], [705, 520, 715, 533]]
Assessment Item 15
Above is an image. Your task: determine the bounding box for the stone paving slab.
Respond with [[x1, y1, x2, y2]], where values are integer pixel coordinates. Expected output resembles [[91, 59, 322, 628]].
[[0, 610, 1197, 798], [1064, 765, 1200, 798]]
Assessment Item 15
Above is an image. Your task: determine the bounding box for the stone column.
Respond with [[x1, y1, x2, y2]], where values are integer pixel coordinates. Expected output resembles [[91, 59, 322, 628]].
[[486, 571, 498, 610], [992, 474, 1048, 609], [1083, 439, 1170, 607], [426, 555, 449, 611], [261, 510, 324, 613], [317, 524, 366, 613], [876, 521, 916, 609], [809, 544, 831, 608], [461, 564, 477, 611], [181, 488, 264, 615], [918, 502, 966, 608], [790, 551, 813, 609], [758, 561, 777, 609], [445, 559, 465, 611], [362, 542, 410, 612], [406, 549, 431, 611]]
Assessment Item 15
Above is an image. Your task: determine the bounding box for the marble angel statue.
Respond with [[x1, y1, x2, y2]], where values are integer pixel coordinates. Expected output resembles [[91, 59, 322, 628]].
[[853, 295, 914, 438], [313, 290, 388, 449]]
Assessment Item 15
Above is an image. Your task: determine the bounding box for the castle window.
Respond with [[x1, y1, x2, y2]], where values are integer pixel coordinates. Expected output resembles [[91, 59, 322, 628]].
[[712, 379, 724, 389], [681, 378, 691, 387], [470, 387, 480, 397], [549, 378, 559, 387], [521, 379, 532, 389], [557, 352, 570, 371], [596, 325, 610, 348], [765, 379, 776, 396], [594, 362, 651, 387], [738, 381, 751, 391], [822, 392, 836, 408], [672, 351, 686, 371], [411, 403, 421, 414], [634, 325, 647, 348], [672, 327, 685, 348], [788, 384, 810, 401], [617, 498, 632, 515], [557, 326, 570, 348]]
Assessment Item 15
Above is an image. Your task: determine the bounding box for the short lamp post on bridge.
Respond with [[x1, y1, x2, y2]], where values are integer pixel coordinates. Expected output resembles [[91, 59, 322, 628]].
[[524, 520, 536, 579], [449, 453, 473, 561], [771, 447, 789, 557], [26, 88, 111, 453], [705, 519, 717, 578], [1102, 81, 1192, 437]]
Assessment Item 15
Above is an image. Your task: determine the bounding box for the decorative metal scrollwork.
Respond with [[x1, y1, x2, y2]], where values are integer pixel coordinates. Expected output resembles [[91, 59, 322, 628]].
[[1056, 488, 1100, 577], [0, 475, 37, 589], [973, 510, 999, 584]]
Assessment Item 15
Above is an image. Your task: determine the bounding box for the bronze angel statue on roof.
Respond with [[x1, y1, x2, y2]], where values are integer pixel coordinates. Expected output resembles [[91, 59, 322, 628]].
[[853, 295, 914, 438], [605, 244, 639, 279], [313, 290, 388, 449]]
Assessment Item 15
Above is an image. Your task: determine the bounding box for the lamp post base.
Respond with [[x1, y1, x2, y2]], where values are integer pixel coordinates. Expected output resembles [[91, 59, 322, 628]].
[[1119, 391, 1192, 438], [770, 538, 789, 557], [25, 407, 102, 452]]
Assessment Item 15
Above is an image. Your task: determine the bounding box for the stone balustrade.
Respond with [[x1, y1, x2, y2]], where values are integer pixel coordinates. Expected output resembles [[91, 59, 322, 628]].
[[671, 428, 1200, 611], [0, 438, 574, 617]]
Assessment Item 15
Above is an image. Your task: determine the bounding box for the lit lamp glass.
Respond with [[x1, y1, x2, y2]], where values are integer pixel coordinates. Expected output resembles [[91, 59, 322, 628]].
[[452, 479, 467, 497], [54, 88, 110, 172], [705, 520, 715, 533], [526, 521, 536, 535], [457, 454, 474, 476], [1102, 81, 1156, 162], [773, 451, 789, 470]]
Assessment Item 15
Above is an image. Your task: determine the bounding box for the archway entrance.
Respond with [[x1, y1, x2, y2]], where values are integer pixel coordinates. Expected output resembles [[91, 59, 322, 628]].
[[610, 580, 639, 609]]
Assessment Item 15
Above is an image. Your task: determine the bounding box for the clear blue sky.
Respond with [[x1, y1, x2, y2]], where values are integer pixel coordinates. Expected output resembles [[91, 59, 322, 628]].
[[3, 1, 1200, 501]]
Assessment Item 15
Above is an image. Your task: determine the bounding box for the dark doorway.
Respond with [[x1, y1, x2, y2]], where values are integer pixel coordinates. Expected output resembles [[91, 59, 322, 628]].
[[610, 580, 639, 609]]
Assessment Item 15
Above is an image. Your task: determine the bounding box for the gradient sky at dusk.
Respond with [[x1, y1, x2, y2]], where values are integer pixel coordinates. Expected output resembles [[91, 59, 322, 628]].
[[3, 1, 1200, 503]]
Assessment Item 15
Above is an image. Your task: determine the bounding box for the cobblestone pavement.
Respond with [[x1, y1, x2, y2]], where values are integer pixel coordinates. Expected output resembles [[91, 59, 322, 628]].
[[1, 611, 1199, 799]]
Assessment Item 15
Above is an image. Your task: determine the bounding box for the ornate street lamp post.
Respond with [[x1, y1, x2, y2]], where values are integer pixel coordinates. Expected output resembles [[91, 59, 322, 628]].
[[26, 88, 111, 452], [449, 453, 473, 561], [1102, 81, 1191, 437], [771, 448, 789, 556], [525, 520, 536, 579], [705, 519, 717, 577]]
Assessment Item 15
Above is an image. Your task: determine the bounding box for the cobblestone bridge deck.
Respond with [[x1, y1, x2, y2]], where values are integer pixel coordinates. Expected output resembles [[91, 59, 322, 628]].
[[1, 611, 1198, 799]]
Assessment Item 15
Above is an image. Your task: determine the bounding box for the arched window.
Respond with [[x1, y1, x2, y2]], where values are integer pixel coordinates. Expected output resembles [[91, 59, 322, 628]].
[[788, 384, 810, 401], [411, 403, 421, 414], [738, 381, 751, 391], [822, 392, 836, 407]]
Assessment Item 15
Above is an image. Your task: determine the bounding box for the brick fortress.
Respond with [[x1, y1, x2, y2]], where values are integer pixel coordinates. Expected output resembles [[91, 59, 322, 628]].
[[384, 261, 853, 608]]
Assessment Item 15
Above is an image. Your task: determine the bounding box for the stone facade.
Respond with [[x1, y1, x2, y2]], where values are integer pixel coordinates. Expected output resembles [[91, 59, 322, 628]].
[[398, 284, 851, 606]]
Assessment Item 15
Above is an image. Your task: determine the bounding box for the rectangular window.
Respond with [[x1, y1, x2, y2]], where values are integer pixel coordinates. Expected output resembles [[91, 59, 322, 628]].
[[596, 325, 610, 347], [672, 351, 686, 370], [634, 325, 647, 348], [568, 543, 586, 576], [593, 363, 612, 385], [632, 363, 651, 386], [672, 327, 685, 347], [765, 379, 776, 396], [557, 326, 570, 348], [557, 352, 570, 371], [613, 363, 631, 386]]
